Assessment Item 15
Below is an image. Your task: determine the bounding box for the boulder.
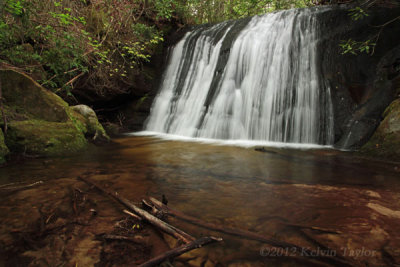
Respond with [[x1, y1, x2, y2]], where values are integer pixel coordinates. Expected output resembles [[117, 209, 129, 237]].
[[6, 120, 87, 156], [102, 122, 122, 137], [0, 69, 107, 157], [361, 98, 400, 159], [0, 129, 9, 164], [71, 105, 110, 143], [1, 69, 70, 123]]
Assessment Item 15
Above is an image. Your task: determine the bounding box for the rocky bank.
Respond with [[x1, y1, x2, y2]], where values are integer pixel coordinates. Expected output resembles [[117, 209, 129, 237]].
[[0, 69, 109, 163]]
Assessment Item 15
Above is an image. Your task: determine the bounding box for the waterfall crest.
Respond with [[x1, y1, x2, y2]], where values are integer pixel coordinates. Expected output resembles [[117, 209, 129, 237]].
[[145, 8, 334, 145]]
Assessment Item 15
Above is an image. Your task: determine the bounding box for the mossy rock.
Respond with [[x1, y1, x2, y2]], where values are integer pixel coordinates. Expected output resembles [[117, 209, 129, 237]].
[[0, 129, 9, 164], [102, 122, 122, 137], [5, 120, 87, 156], [71, 105, 110, 143], [0, 69, 69, 122], [361, 98, 400, 160], [0, 69, 90, 158]]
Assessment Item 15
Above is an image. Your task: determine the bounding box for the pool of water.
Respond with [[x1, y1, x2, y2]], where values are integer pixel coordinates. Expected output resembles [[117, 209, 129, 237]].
[[1, 136, 399, 266]]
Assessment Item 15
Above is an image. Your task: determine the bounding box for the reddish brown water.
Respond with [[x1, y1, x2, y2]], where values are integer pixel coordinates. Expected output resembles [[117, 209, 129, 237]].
[[1, 136, 400, 266]]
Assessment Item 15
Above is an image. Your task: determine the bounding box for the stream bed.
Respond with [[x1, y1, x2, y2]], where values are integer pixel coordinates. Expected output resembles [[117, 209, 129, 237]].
[[1, 136, 400, 266]]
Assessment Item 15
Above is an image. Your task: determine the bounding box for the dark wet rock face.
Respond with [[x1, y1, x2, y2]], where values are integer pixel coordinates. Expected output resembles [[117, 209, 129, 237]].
[[316, 7, 400, 149]]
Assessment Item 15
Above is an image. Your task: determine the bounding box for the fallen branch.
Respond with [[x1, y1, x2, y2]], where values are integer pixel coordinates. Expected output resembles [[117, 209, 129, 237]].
[[0, 180, 44, 193], [137, 236, 222, 267], [142, 199, 164, 218], [148, 197, 352, 266], [123, 209, 142, 221], [62, 72, 85, 88], [0, 181, 26, 189], [78, 176, 195, 244]]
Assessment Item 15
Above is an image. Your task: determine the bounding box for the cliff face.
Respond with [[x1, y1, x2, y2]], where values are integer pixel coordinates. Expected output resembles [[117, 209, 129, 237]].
[[316, 7, 400, 150]]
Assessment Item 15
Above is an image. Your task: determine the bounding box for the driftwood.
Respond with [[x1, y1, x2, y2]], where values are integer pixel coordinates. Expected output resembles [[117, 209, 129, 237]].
[[123, 209, 142, 221], [0, 181, 44, 195], [137, 236, 222, 267], [78, 176, 195, 244], [142, 199, 158, 214], [148, 197, 352, 266], [0, 180, 43, 190]]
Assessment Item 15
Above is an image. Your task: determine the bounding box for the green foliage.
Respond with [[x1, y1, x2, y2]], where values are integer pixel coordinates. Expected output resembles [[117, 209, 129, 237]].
[[0, 0, 169, 97], [132, 23, 158, 41], [153, 0, 174, 20], [339, 6, 378, 56], [0, 0, 89, 95], [0, 0, 322, 99], [4, 0, 25, 16], [348, 7, 369, 21], [0, 19, 13, 46], [178, 0, 315, 24], [339, 39, 376, 55]]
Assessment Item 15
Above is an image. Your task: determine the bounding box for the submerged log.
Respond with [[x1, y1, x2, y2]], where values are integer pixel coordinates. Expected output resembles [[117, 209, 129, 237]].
[[78, 176, 195, 244], [137, 236, 222, 267], [149, 197, 298, 248], [148, 197, 352, 266]]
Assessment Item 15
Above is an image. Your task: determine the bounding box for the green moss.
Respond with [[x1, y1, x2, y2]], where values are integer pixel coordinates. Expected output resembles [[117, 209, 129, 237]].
[[5, 120, 87, 156], [103, 122, 121, 137], [0, 69, 102, 157], [70, 105, 110, 142], [361, 99, 400, 160], [67, 109, 89, 135], [0, 69, 69, 122], [87, 118, 109, 141], [383, 99, 400, 118], [0, 129, 9, 164]]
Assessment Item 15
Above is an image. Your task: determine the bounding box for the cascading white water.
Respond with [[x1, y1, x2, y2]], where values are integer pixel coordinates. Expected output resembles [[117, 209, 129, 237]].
[[145, 8, 334, 145]]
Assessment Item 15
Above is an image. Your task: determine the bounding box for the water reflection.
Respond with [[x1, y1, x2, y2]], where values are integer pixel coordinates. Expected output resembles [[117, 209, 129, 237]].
[[1, 136, 399, 266]]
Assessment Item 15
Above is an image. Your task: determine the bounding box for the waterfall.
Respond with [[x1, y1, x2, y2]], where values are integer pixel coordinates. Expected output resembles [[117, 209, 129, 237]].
[[145, 8, 334, 145]]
